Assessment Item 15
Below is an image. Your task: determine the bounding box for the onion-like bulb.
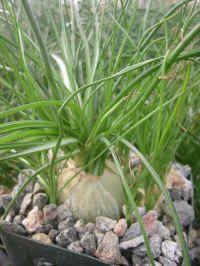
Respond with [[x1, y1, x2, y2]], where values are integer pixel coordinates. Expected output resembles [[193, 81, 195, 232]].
[[57, 160, 123, 222]]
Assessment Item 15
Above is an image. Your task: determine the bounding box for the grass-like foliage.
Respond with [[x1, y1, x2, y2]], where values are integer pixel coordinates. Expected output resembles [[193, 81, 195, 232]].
[[0, 0, 200, 265]]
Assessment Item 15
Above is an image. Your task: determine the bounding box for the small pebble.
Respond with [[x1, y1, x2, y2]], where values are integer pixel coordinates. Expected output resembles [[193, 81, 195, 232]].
[[57, 204, 72, 222], [22, 206, 43, 233], [33, 193, 48, 209], [122, 222, 141, 241], [133, 234, 161, 258], [96, 216, 117, 233], [48, 229, 59, 241], [113, 218, 127, 237], [68, 241, 83, 254], [132, 207, 146, 222], [43, 204, 57, 225], [19, 193, 32, 215], [58, 218, 74, 231], [169, 188, 182, 201], [161, 240, 182, 262], [80, 232, 96, 255], [155, 221, 170, 240], [55, 227, 78, 247], [74, 219, 86, 238], [33, 183, 44, 194], [32, 233, 52, 245], [13, 214, 25, 225], [132, 254, 143, 265], [0, 221, 26, 235], [85, 222, 95, 233], [164, 200, 194, 227], [159, 256, 177, 266], [18, 169, 34, 192], [95, 231, 122, 265], [94, 229, 104, 245], [5, 209, 16, 223], [0, 194, 12, 209], [120, 235, 144, 250], [37, 224, 53, 234], [143, 210, 158, 235]]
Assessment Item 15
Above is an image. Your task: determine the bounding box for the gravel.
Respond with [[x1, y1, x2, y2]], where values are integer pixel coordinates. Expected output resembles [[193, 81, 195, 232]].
[[1, 162, 198, 266], [95, 216, 117, 233]]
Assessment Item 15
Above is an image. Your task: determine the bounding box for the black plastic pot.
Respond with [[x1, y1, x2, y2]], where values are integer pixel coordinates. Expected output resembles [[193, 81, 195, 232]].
[[0, 228, 110, 266]]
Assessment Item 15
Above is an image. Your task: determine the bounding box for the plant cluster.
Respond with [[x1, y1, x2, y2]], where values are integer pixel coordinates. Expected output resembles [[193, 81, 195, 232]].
[[0, 0, 200, 265]]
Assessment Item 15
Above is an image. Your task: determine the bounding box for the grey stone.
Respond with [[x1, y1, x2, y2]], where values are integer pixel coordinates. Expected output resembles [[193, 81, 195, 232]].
[[58, 217, 74, 231], [161, 240, 182, 262], [190, 247, 200, 262], [174, 232, 187, 246], [182, 183, 193, 202], [48, 229, 58, 241], [159, 256, 177, 266], [119, 256, 129, 266], [33, 193, 48, 209], [68, 241, 83, 253], [74, 219, 86, 238], [95, 231, 122, 264], [166, 164, 193, 201], [43, 204, 57, 225], [33, 183, 44, 194], [122, 222, 141, 241], [13, 214, 25, 225], [173, 163, 191, 178], [165, 224, 176, 237], [113, 218, 127, 237], [129, 151, 141, 169], [133, 234, 161, 258], [174, 201, 194, 227], [120, 235, 144, 250], [37, 224, 53, 234], [143, 210, 159, 236], [95, 216, 117, 233], [194, 238, 200, 246], [132, 254, 143, 266], [132, 243, 147, 257], [163, 200, 194, 227], [132, 207, 146, 222], [19, 193, 32, 215], [18, 169, 34, 192], [11, 185, 25, 206], [22, 206, 43, 233], [148, 234, 162, 258], [156, 221, 170, 240], [85, 222, 95, 233], [0, 221, 26, 235], [80, 232, 96, 255], [56, 227, 78, 247], [0, 194, 12, 209], [94, 229, 104, 245], [57, 204, 72, 222], [169, 188, 182, 201], [5, 209, 16, 223], [32, 233, 52, 245]]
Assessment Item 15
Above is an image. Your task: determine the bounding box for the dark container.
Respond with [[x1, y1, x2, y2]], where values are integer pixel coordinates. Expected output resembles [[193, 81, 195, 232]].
[[0, 228, 110, 266]]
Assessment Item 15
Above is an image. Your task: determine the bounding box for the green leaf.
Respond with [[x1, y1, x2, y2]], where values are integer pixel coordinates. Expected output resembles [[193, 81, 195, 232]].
[[120, 139, 190, 266], [0, 137, 77, 161]]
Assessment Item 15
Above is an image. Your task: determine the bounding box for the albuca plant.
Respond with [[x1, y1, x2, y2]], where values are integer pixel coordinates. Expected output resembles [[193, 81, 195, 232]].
[[0, 0, 200, 265]]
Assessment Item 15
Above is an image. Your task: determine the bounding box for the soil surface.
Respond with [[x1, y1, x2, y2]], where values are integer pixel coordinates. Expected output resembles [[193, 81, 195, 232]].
[[0, 163, 199, 266]]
